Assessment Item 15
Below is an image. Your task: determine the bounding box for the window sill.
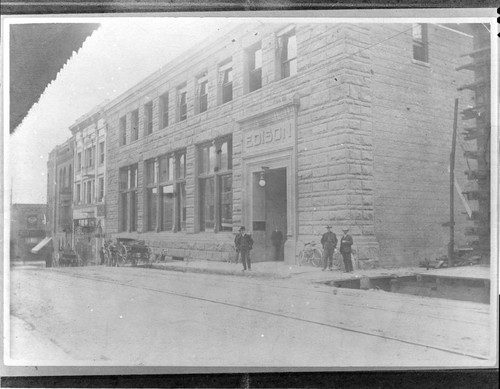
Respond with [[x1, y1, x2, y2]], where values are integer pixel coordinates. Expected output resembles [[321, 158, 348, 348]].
[[411, 59, 430, 68]]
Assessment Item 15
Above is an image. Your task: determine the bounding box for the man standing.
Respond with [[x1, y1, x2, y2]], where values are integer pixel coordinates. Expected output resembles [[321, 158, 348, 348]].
[[340, 228, 354, 272], [239, 227, 254, 271], [321, 225, 337, 271], [270, 226, 284, 261]]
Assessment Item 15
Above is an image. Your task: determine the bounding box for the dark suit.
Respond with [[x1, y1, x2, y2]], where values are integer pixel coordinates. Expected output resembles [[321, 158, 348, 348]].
[[321, 231, 337, 270], [240, 234, 254, 270], [340, 234, 354, 272]]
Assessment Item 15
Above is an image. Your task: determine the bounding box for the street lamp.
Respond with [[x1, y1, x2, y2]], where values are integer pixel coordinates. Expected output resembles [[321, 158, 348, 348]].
[[259, 167, 269, 187]]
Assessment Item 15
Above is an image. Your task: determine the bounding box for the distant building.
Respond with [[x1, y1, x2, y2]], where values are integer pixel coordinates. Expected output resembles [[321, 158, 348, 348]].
[[47, 138, 74, 258], [10, 203, 48, 261], [70, 105, 107, 265]]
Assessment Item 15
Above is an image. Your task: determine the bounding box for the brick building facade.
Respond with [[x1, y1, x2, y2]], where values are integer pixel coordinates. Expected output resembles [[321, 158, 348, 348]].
[[70, 105, 108, 265], [98, 22, 476, 267], [47, 138, 74, 258]]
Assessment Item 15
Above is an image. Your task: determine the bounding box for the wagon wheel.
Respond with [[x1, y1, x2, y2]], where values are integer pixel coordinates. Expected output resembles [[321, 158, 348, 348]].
[[117, 244, 128, 266]]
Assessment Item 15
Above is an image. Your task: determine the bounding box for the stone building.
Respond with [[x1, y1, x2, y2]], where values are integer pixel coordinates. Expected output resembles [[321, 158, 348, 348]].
[[70, 105, 108, 265], [101, 22, 476, 267], [47, 138, 74, 257]]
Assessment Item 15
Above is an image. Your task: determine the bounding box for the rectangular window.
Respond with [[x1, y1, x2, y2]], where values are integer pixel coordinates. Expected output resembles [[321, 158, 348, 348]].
[[76, 183, 81, 203], [147, 187, 158, 231], [144, 101, 153, 135], [99, 142, 105, 165], [178, 85, 187, 122], [219, 61, 233, 104], [86, 180, 93, 204], [120, 192, 128, 231], [119, 116, 127, 146], [161, 185, 174, 231], [280, 32, 297, 79], [198, 137, 232, 232], [248, 44, 262, 92], [175, 150, 187, 231], [176, 182, 186, 231], [219, 175, 233, 231], [197, 73, 208, 114], [77, 152, 82, 171], [199, 177, 215, 231], [131, 109, 139, 141], [412, 23, 428, 63], [160, 92, 169, 129], [145, 159, 158, 231], [98, 177, 104, 202], [119, 164, 138, 232]]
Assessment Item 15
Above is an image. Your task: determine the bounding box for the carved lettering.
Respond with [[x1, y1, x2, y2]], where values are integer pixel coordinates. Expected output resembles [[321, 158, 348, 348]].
[[245, 121, 293, 150]]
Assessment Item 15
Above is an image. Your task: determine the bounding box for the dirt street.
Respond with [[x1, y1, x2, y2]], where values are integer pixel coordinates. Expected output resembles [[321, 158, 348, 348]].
[[7, 265, 494, 367]]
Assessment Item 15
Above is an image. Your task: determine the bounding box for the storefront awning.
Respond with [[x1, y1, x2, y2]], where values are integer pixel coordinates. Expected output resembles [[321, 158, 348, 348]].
[[30, 237, 52, 254]]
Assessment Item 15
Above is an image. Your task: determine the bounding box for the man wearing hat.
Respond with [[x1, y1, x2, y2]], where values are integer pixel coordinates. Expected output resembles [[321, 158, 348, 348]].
[[321, 225, 337, 271], [238, 226, 254, 271], [340, 228, 354, 272]]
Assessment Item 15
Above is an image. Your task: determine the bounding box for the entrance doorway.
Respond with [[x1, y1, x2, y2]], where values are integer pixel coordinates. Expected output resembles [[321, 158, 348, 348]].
[[252, 167, 287, 262]]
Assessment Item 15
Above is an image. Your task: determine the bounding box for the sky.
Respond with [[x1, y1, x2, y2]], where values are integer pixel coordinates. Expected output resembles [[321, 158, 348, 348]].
[[7, 17, 238, 204]]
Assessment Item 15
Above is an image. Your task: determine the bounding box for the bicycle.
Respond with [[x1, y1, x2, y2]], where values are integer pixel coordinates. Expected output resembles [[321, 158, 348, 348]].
[[297, 241, 324, 267]]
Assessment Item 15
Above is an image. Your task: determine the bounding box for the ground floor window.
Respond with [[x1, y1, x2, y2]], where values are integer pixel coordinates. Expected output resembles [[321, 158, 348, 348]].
[[197, 136, 232, 232], [199, 177, 215, 231], [145, 150, 186, 233], [176, 182, 186, 231], [161, 185, 174, 231], [147, 187, 158, 231], [119, 164, 138, 232]]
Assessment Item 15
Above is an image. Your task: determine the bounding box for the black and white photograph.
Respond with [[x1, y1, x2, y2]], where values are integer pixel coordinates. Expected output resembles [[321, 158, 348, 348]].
[[3, 9, 498, 375]]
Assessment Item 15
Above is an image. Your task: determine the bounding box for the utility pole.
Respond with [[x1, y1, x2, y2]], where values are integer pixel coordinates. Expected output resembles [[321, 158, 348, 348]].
[[449, 98, 459, 267]]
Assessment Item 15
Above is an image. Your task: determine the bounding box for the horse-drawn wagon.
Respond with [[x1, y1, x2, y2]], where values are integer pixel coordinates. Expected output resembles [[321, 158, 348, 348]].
[[104, 238, 152, 267]]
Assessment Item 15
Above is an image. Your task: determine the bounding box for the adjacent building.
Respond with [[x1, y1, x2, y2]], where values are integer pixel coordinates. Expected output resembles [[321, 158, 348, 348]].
[[70, 105, 108, 265], [100, 22, 477, 267], [47, 138, 74, 258]]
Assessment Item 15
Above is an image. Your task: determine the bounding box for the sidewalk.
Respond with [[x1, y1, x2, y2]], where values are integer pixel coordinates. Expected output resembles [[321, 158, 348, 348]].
[[147, 258, 424, 284]]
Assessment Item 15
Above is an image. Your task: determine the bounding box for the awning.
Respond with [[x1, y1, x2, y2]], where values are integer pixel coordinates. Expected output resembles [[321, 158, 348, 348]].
[[30, 237, 52, 254]]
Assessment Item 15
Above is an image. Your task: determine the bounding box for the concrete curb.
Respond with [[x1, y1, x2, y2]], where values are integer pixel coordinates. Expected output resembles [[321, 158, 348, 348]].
[[147, 263, 292, 279]]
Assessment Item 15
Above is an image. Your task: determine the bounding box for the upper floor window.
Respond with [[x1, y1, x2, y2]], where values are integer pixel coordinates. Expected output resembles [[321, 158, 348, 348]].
[[197, 72, 208, 114], [131, 109, 139, 141], [144, 101, 153, 135], [248, 44, 262, 93], [160, 92, 169, 129], [76, 183, 81, 203], [219, 60, 233, 104], [77, 152, 82, 171], [85, 146, 94, 168], [412, 23, 428, 63], [99, 141, 105, 165], [119, 116, 127, 146], [279, 31, 297, 79], [177, 84, 187, 122], [98, 176, 104, 203]]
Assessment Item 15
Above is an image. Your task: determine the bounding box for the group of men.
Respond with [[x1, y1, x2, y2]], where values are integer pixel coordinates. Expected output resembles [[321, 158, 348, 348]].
[[232, 224, 354, 273], [321, 225, 354, 272]]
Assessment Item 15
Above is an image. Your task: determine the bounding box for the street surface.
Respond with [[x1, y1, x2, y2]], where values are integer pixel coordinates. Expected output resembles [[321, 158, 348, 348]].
[[7, 265, 495, 367]]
